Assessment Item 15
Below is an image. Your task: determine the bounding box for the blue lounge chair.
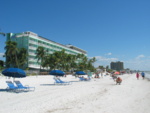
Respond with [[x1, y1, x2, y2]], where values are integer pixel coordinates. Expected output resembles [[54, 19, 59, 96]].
[[6, 81, 20, 91], [53, 78, 71, 85], [58, 78, 72, 85], [79, 77, 91, 81], [14, 81, 35, 91], [79, 77, 85, 81]]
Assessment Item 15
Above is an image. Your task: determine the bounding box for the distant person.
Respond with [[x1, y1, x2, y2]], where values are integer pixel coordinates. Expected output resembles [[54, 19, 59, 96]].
[[116, 77, 122, 85], [112, 74, 117, 81], [136, 72, 140, 80], [141, 72, 145, 79], [97, 73, 100, 78], [101, 73, 103, 78]]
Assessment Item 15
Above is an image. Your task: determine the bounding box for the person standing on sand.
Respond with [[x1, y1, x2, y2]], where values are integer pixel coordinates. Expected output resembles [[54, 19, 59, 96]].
[[141, 72, 145, 79], [136, 72, 140, 80], [101, 73, 103, 78]]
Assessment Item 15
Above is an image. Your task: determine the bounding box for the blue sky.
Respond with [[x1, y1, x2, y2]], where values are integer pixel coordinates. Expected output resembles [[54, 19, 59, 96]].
[[0, 0, 150, 71]]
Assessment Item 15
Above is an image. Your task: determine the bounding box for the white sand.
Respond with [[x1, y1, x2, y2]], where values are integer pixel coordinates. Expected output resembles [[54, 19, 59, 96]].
[[0, 73, 150, 113]]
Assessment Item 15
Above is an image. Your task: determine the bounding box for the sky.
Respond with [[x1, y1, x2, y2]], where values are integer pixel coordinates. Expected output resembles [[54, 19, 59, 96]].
[[0, 0, 150, 71]]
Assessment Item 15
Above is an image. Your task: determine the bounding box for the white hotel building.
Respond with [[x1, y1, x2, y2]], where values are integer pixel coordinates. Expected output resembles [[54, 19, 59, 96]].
[[6, 31, 87, 70]]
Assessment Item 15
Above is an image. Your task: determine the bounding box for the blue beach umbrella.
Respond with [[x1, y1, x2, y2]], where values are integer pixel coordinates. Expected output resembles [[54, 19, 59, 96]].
[[75, 71, 86, 75], [2, 68, 26, 81], [49, 70, 65, 76]]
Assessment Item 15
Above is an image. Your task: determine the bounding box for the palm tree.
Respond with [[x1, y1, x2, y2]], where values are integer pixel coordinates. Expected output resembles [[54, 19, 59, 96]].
[[87, 57, 96, 72], [58, 49, 67, 71], [41, 55, 50, 71], [46, 53, 58, 70], [5, 41, 19, 68], [66, 54, 76, 72], [35, 46, 47, 72], [17, 48, 28, 68], [75, 53, 87, 71]]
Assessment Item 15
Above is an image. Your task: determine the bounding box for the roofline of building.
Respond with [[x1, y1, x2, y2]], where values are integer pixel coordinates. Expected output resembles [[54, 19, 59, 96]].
[[13, 31, 87, 54]]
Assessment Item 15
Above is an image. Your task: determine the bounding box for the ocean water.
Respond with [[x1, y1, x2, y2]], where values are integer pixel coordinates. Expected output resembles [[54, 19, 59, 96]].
[[145, 71, 150, 78]]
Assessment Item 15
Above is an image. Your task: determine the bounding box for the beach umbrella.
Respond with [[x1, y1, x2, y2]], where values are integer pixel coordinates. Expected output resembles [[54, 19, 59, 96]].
[[114, 71, 120, 75], [75, 71, 86, 75], [49, 70, 65, 76], [2, 68, 26, 81]]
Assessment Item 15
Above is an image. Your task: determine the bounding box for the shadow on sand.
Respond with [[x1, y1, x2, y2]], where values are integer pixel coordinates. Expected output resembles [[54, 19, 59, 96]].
[[0, 89, 8, 92]]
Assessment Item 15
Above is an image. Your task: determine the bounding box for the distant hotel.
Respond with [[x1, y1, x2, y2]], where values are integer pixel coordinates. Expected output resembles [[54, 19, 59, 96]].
[[6, 31, 87, 70], [110, 61, 124, 71]]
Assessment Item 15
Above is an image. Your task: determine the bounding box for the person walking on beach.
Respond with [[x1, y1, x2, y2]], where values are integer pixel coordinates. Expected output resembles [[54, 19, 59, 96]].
[[141, 72, 145, 79], [136, 72, 140, 80]]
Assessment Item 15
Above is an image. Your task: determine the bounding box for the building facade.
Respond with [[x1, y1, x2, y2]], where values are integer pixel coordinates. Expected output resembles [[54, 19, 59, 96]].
[[6, 31, 87, 70], [110, 61, 124, 71]]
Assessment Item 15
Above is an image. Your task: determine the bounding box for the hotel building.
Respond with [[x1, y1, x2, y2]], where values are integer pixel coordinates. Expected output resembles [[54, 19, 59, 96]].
[[6, 31, 87, 70], [110, 61, 124, 71]]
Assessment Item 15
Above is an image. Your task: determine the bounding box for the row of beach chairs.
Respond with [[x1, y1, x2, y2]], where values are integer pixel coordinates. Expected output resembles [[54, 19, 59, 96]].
[[5, 76, 91, 92], [6, 81, 35, 92], [53, 76, 91, 85]]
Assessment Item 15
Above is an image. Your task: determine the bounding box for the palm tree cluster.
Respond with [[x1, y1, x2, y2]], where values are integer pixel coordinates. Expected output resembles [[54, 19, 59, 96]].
[[5, 41, 28, 68], [35, 46, 97, 73], [4, 40, 97, 72]]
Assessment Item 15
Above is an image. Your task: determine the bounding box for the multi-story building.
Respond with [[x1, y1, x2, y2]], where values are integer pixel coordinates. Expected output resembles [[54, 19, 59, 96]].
[[110, 61, 124, 71], [6, 31, 87, 70]]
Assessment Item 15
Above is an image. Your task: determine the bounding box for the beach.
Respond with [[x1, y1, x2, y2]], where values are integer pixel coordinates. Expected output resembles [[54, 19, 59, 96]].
[[0, 73, 150, 113]]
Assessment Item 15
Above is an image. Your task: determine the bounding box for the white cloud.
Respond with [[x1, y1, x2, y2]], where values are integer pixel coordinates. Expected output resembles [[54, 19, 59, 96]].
[[93, 56, 118, 67], [91, 54, 150, 71], [105, 52, 112, 55], [0, 53, 4, 57], [95, 56, 118, 62], [136, 54, 145, 59], [124, 55, 150, 71], [124, 60, 150, 71]]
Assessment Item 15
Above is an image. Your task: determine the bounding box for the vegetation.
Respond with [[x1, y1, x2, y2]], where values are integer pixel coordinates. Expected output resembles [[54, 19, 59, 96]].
[[35, 46, 96, 73], [4, 41, 28, 68], [0, 60, 4, 70], [35, 46, 47, 72], [3, 41, 100, 73]]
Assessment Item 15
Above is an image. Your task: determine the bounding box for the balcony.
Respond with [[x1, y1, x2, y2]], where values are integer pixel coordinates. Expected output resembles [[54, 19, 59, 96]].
[[29, 40, 37, 45], [29, 52, 36, 56], [29, 46, 37, 50]]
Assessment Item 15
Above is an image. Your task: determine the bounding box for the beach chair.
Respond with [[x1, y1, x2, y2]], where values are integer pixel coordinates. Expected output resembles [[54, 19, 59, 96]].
[[6, 81, 20, 91], [79, 77, 84, 81], [14, 81, 35, 91], [79, 77, 91, 81], [58, 78, 72, 85], [53, 78, 71, 85]]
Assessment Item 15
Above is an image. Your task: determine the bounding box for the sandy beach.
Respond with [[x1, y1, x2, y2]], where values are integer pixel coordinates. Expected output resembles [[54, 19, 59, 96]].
[[0, 73, 150, 113]]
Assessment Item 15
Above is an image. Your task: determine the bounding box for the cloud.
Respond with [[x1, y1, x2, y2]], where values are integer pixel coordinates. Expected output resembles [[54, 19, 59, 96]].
[[124, 59, 150, 71], [90, 54, 150, 70], [95, 56, 118, 62], [124, 55, 150, 71], [93, 56, 118, 67], [105, 52, 112, 55], [136, 55, 145, 59], [0, 53, 4, 57]]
